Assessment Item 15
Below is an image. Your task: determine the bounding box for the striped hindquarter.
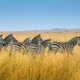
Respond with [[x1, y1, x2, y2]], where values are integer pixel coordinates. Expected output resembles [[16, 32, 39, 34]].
[[7, 42, 26, 55], [27, 39, 51, 55], [26, 44, 38, 54], [49, 37, 80, 54], [49, 42, 68, 53]]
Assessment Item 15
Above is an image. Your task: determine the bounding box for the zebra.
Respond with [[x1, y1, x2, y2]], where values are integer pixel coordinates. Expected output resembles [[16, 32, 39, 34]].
[[48, 37, 80, 55], [31, 34, 43, 45], [7, 42, 26, 55], [3, 34, 18, 52], [7, 37, 32, 55], [4, 34, 17, 46], [0, 34, 6, 51], [27, 39, 51, 55], [22, 37, 32, 46]]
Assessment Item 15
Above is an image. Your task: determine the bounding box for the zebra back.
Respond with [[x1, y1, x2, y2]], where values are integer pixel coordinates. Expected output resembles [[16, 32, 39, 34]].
[[31, 34, 43, 45], [4, 34, 17, 46], [49, 37, 80, 54], [7, 42, 26, 55], [22, 37, 32, 46]]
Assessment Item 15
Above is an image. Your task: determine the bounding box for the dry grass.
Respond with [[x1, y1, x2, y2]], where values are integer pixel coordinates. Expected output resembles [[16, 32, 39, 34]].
[[0, 32, 80, 80]]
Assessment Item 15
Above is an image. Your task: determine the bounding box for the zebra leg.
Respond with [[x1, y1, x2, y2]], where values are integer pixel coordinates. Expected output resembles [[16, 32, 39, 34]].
[[23, 50, 26, 55], [9, 50, 12, 56], [70, 48, 74, 55], [0, 48, 1, 51], [70, 51, 74, 55], [48, 49, 51, 53], [22, 49, 25, 55], [54, 50, 58, 54], [32, 52, 36, 59], [67, 51, 73, 58], [9, 47, 12, 56], [42, 48, 45, 55], [3, 47, 7, 52], [67, 52, 69, 58], [68, 49, 74, 55], [32, 50, 37, 59]]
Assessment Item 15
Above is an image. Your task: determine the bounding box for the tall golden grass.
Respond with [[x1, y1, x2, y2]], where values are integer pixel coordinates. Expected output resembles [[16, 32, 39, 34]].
[[0, 32, 80, 80]]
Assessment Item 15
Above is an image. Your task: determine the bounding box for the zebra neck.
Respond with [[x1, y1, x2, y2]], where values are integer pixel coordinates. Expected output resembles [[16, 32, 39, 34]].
[[69, 40, 77, 47], [42, 43, 48, 48]]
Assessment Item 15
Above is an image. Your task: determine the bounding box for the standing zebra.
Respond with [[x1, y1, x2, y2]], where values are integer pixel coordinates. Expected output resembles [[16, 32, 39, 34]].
[[0, 35, 6, 51], [4, 34, 17, 46], [22, 37, 32, 46], [27, 39, 51, 55], [7, 37, 32, 55], [31, 34, 43, 45], [48, 37, 80, 55], [3, 34, 18, 52], [7, 42, 26, 55]]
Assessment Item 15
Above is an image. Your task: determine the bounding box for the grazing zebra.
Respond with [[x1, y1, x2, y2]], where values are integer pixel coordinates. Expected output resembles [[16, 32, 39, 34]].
[[48, 37, 80, 55], [4, 34, 17, 46], [7, 42, 26, 55], [32, 34, 43, 45], [27, 39, 51, 55], [0, 35, 6, 51]]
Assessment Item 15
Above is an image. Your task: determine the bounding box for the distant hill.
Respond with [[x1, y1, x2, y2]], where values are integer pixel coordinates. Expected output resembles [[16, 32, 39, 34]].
[[52, 28, 66, 30]]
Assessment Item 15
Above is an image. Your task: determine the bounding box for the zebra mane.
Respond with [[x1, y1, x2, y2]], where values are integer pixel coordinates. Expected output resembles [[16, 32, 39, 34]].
[[69, 37, 80, 42], [32, 34, 40, 40], [22, 37, 32, 43], [4, 34, 13, 40], [23, 38, 30, 41], [41, 39, 51, 45], [37, 34, 40, 37]]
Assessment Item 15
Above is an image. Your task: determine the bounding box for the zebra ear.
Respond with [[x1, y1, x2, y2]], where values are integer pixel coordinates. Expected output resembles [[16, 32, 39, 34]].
[[48, 39, 51, 41], [78, 37, 80, 39], [0, 34, 2, 37], [10, 34, 12, 36], [37, 34, 40, 37], [29, 37, 32, 40]]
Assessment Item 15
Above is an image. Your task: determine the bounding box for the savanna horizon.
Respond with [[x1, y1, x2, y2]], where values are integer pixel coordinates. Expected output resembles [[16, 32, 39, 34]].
[[0, 31, 80, 80]]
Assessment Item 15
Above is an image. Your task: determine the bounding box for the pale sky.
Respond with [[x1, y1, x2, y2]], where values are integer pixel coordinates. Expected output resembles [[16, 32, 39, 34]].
[[0, 0, 80, 31]]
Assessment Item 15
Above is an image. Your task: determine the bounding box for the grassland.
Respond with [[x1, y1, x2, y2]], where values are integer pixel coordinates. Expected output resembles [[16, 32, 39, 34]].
[[0, 31, 80, 80]]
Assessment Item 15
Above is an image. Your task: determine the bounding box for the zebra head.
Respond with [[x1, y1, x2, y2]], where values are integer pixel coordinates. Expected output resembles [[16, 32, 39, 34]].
[[0, 34, 6, 45], [77, 37, 80, 46], [41, 39, 51, 48], [22, 37, 32, 46], [27, 37, 32, 44], [4, 34, 17, 45], [32, 34, 43, 45]]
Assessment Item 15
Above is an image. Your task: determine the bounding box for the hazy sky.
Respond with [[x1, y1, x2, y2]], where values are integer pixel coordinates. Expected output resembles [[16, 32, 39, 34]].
[[0, 0, 80, 31]]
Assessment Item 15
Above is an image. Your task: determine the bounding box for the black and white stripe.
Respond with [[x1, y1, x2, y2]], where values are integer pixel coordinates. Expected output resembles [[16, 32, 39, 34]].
[[4, 34, 17, 46], [7, 37, 32, 55], [49, 37, 80, 55], [7, 42, 26, 55], [31, 34, 43, 45], [0, 34, 6, 50], [27, 39, 51, 54], [22, 37, 32, 46]]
